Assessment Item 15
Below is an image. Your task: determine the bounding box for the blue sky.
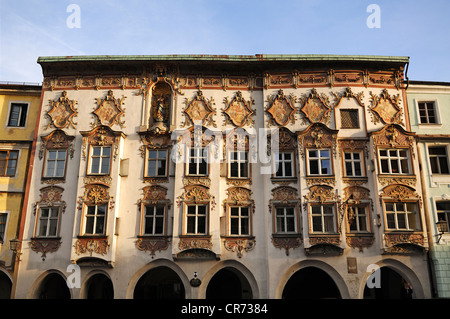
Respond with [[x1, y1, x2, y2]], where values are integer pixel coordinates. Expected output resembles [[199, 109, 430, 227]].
[[1, 0, 449, 83]]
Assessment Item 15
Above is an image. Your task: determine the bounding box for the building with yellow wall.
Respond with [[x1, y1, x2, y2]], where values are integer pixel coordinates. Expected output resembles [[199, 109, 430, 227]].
[[0, 82, 41, 298]]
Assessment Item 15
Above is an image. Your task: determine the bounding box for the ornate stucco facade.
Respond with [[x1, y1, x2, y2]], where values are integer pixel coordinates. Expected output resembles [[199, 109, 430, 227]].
[[10, 55, 432, 299]]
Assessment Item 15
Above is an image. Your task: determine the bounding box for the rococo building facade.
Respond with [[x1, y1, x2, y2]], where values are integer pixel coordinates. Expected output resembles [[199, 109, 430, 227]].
[[9, 54, 433, 299]]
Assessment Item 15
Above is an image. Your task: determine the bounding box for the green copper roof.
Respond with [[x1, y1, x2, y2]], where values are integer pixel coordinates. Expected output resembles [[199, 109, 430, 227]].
[[37, 54, 409, 64]]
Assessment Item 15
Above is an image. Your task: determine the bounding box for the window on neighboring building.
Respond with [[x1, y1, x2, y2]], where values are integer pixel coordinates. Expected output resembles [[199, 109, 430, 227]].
[[186, 204, 207, 235], [273, 152, 294, 178], [89, 146, 111, 175], [37, 207, 60, 237], [229, 206, 250, 236], [344, 152, 363, 177], [0, 213, 7, 243], [429, 146, 449, 174], [143, 205, 165, 235], [229, 151, 249, 179], [0, 150, 19, 177], [7, 103, 28, 127], [187, 147, 208, 176], [340, 109, 359, 129], [275, 206, 297, 234], [146, 149, 168, 177], [84, 204, 107, 235], [385, 202, 420, 231], [418, 101, 437, 124], [308, 149, 332, 175], [44, 150, 67, 178], [436, 201, 450, 233], [348, 206, 369, 233], [379, 149, 410, 174], [311, 204, 336, 233]]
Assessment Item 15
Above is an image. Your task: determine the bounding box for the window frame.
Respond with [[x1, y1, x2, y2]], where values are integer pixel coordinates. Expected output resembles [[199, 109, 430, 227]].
[[0, 212, 10, 244], [228, 206, 251, 236], [43, 149, 68, 179], [383, 201, 421, 231], [141, 204, 167, 236], [144, 148, 169, 178], [186, 146, 209, 176], [347, 204, 371, 233], [184, 203, 209, 235], [378, 148, 412, 175], [435, 200, 450, 234], [343, 151, 365, 177], [309, 203, 337, 234], [274, 205, 298, 234], [417, 100, 440, 125], [340, 108, 360, 129], [88, 145, 112, 175], [83, 204, 108, 236], [428, 145, 450, 175], [272, 151, 295, 179], [6, 101, 29, 128], [228, 150, 250, 179], [36, 206, 61, 238], [307, 148, 333, 176], [0, 149, 19, 177]]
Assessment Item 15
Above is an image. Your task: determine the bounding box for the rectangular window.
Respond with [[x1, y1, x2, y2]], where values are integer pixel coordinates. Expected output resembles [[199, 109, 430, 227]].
[[348, 206, 369, 232], [229, 151, 249, 179], [0, 213, 7, 243], [188, 147, 208, 176], [44, 150, 67, 178], [146, 149, 168, 177], [379, 149, 410, 174], [229, 206, 250, 236], [7, 103, 28, 127], [143, 205, 165, 235], [340, 109, 359, 129], [311, 204, 335, 233], [385, 202, 419, 230], [89, 146, 111, 175], [274, 152, 294, 178], [418, 101, 437, 124], [186, 204, 207, 235], [308, 149, 332, 175], [436, 201, 450, 233], [84, 204, 107, 235], [344, 152, 363, 177], [275, 207, 296, 234], [37, 207, 60, 237], [0, 150, 19, 177], [429, 146, 449, 174]]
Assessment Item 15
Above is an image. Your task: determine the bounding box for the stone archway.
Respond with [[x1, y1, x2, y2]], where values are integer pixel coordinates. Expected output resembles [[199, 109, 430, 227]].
[[134, 266, 185, 299], [34, 272, 71, 299], [0, 270, 12, 299], [83, 272, 114, 299], [282, 266, 341, 299], [206, 267, 253, 299], [276, 260, 349, 299]]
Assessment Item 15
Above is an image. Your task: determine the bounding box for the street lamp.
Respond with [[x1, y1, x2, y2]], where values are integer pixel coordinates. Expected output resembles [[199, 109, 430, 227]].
[[9, 238, 22, 261], [436, 220, 448, 244]]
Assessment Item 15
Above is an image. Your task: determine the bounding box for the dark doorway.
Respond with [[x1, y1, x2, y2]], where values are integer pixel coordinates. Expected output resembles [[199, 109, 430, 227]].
[[134, 266, 185, 299], [282, 267, 341, 299], [37, 273, 71, 299], [0, 272, 12, 299], [364, 267, 413, 299], [206, 267, 253, 299], [86, 274, 114, 299]]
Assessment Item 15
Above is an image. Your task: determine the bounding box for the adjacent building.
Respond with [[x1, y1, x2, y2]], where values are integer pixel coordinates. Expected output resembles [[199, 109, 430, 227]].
[[406, 80, 450, 298], [11, 55, 433, 299], [0, 82, 42, 298]]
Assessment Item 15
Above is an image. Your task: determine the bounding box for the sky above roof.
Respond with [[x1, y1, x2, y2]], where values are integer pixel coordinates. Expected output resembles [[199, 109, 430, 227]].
[[1, 0, 449, 83]]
